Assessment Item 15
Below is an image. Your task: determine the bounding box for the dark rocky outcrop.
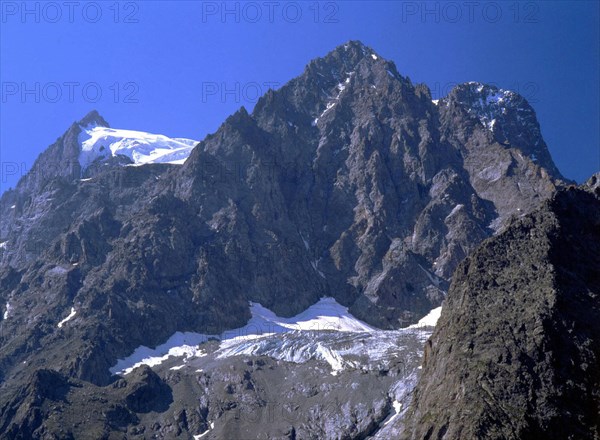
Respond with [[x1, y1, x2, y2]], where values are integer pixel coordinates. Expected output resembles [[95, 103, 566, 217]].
[[402, 174, 600, 440]]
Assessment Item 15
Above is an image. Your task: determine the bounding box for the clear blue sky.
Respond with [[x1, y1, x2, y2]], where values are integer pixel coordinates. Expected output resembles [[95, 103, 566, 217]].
[[1, 1, 598, 192]]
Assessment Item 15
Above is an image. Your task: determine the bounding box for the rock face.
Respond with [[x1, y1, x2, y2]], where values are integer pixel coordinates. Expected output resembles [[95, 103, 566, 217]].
[[0, 41, 571, 437], [402, 175, 600, 440]]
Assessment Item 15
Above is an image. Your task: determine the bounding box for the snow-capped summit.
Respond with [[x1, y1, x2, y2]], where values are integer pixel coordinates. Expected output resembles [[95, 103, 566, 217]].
[[441, 81, 565, 178], [459, 82, 521, 132], [78, 122, 198, 171]]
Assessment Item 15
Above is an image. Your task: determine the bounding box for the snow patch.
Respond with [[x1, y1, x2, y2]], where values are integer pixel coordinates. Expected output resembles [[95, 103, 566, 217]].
[[445, 204, 464, 221], [57, 307, 77, 328], [78, 126, 198, 171], [0, 242, 6, 250], [47, 266, 68, 276], [464, 84, 520, 133], [299, 233, 309, 250], [110, 334, 210, 375], [431, 99, 439, 105], [408, 307, 442, 329], [317, 73, 353, 121], [193, 422, 214, 439], [310, 260, 326, 279], [371, 54, 378, 60], [3, 302, 12, 320], [383, 400, 403, 427], [111, 298, 375, 375], [417, 264, 441, 288], [237, 297, 375, 334]]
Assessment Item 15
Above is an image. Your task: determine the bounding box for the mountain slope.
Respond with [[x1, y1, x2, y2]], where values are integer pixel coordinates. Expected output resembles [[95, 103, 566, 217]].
[[401, 174, 600, 440]]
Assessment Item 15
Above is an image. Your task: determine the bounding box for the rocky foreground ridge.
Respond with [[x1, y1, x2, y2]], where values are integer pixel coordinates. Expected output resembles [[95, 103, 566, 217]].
[[402, 174, 600, 440]]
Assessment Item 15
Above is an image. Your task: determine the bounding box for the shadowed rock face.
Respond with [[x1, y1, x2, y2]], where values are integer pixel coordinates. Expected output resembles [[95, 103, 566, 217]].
[[402, 175, 600, 440], [0, 41, 570, 438]]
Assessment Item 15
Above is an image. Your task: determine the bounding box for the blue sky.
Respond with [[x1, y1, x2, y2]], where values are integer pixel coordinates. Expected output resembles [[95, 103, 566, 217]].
[[1, 1, 598, 192]]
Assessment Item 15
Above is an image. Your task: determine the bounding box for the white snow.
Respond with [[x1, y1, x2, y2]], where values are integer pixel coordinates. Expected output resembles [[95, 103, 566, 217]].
[[3, 302, 12, 320], [317, 74, 353, 121], [383, 400, 403, 427], [110, 334, 210, 375], [315, 343, 345, 375], [417, 264, 441, 288], [226, 297, 375, 337], [310, 260, 326, 279], [445, 204, 464, 221], [47, 266, 68, 276], [371, 54, 378, 60], [78, 125, 198, 171], [194, 422, 215, 439], [57, 307, 77, 328], [465, 83, 519, 132], [0, 242, 6, 250], [408, 306, 442, 329], [10, 205, 15, 209], [431, 99, 439, 105], [110, 298, 375, 375], [300, 233, 310, 250]]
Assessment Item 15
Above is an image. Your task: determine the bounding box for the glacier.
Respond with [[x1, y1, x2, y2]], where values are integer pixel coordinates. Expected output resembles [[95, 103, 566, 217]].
[[78, 125, 199, 171], [110, 297, 440, 377]]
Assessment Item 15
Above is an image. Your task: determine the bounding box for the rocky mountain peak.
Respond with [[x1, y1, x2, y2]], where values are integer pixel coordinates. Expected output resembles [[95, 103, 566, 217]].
[[443, 81, 565, 180], [307, 40, 386, 79], [78, 109, 110, 129]]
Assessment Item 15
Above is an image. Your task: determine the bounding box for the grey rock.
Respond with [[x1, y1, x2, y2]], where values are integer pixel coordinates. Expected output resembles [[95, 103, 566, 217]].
[[402, 180, 600, 440]]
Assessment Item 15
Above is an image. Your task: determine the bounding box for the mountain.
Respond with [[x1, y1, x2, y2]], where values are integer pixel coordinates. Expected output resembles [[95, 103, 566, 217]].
[[401, 174, 600, 440], [0, 41, 571, 438]]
